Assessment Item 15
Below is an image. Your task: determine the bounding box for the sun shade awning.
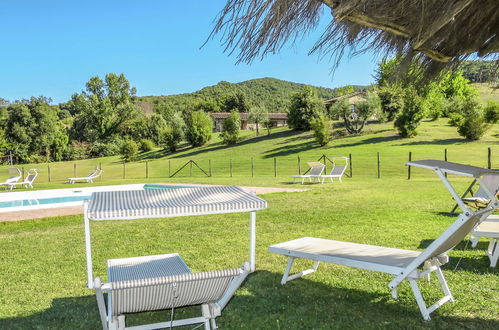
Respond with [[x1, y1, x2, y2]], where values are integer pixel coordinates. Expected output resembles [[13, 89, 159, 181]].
[[406, 160, 499, 178], [87, 186, 268, 220]]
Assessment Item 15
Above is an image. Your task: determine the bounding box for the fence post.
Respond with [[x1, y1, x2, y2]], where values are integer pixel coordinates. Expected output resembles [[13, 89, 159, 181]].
[[99, 163, 102, 181], [146, 161, 149, 178], [74, 163, 76, 177], [298, 155, 301, 175], [189, 160, 193, 177], [251, 157, 254, 177], [444, 148, 448, 178], [123, 162, 125, 179], [22, 167, 25, 180], [168, 160, 171, 177], [349, 153, 352, 177], [209, 160, 212, 177], [274, 157, 277, 177], [377, 152, 380, 178], [47, 164, 51, 183], [488, 147, 491, 169], [408, 152, 412, 180], [230, 159, 232, 177]]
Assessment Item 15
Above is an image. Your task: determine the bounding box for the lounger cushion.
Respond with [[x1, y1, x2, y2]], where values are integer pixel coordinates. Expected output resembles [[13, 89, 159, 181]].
[[269, 237, 420, 269], [473, 220, 499, 237]]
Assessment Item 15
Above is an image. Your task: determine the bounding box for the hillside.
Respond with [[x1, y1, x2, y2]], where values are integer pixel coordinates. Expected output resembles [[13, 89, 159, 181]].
[[137, 77, 367, 112]]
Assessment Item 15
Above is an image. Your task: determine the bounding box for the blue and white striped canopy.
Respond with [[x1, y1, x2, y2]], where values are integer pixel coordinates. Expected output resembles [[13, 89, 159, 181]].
[[87, 186, 268, 220]]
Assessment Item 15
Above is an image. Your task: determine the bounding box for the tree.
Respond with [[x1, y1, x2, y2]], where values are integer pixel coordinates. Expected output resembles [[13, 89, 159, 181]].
[[120, 139, 139, 162], [310, 115, 332, 146], [287, 86, 324, 131], [377, 85, 405, 122], [222, 92, 251, 112], [248, 105, 268, 136], [186, 111, 213, 147], [330, 91, 380, 134], [484, 101, 499, 124], [159, 112, 185, 152], [394, 88, 424, 138], [70, 73, 139, 143], [220, 110, 240, 145]]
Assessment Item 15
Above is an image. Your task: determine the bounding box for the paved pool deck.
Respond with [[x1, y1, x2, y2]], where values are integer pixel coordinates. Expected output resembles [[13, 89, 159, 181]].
[[0, 184, 306, 222]]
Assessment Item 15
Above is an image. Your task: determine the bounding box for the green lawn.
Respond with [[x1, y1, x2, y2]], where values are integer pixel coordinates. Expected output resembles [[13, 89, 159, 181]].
[[0, 121, 498, 329]]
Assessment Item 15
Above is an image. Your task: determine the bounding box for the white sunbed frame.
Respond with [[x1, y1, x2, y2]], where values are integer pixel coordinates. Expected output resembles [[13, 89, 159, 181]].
[[4, 169, 38, 190], [0, 167, 22, 190], [68, 168, 103, 184], [84, 186, 267, 329], [291, 161, 325, 184], [470, 215, 499, 267], [319, 157, 348, 183], [270, 160, 499, 321]]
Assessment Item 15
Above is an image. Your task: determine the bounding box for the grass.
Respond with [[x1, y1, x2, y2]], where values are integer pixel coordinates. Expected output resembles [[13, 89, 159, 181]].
[[1, 119, 498, 190], [0, 177, 498, 329], [0, 120, 498, 328], [473, 83, 499, 103]]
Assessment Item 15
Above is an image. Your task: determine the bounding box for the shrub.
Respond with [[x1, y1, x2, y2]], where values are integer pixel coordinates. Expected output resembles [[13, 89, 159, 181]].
[[220, 110, 240, 145], [90, 140, 121, 157], [120, 139, 139, 162], [378, 85, 404, 122], [457, 117, 489, 140], [69, 141, 92, 160], [139, 138, 155, 152], [287, 86, 324, 130], [394, 88, 423, 138], [186, 111, 213, 147], [159, 113, 185, 152], [448, 113, 465, 127], [310, 115, 332, 146], [484, 101, 499, 124]]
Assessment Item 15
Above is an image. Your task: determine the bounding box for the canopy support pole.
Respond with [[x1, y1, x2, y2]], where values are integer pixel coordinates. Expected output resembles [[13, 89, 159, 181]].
[[450, 179, 476, 213], [250, 211, 256, 272], [435, 169, 470, 214], [84, 200, 94, 289]]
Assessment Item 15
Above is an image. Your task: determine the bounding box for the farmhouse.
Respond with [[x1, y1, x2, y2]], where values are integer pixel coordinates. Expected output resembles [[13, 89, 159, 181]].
[[211, 112, 288, 132], [323, 91, 367, 114]]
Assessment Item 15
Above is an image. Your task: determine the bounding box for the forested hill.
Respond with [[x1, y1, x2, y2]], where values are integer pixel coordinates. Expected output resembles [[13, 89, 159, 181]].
[[137, 77, 368, 112]]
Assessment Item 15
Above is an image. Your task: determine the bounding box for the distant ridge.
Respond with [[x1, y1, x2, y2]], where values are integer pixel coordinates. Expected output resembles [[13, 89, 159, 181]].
[[137, 77, 368, 112]]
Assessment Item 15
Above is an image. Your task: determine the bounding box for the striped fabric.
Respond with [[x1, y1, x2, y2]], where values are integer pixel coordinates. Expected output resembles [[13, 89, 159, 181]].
[[87, 186, 267, 220], [107, 253, 191, 282], [110, 268, 242, 315]]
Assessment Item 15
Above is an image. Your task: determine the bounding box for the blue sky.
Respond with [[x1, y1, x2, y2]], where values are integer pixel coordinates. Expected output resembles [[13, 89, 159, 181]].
[[0, 0, 379, 104]]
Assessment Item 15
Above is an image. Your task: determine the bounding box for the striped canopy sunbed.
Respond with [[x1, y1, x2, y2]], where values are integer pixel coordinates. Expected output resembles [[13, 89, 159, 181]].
[[84, 186, 267, 330]]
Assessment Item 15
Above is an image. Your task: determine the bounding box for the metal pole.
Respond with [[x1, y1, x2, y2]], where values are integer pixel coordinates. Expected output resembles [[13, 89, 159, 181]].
[[48, 164, 51, 182], [189, 160, 193, 177], [249, 211, 256, 272], [488, 147, 491, 169], [349, 153, 352, 177], [274, 157, 277, 177], [251, 157, 254, 177], [377, 152, 380, 178], [298, 155, 301, 175], [408, 152, 412, 180], [444, 149, 448, 178]]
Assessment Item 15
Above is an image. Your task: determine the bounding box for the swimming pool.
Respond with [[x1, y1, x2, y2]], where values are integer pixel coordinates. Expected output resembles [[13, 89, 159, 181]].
[[0, 184, 196, 212]]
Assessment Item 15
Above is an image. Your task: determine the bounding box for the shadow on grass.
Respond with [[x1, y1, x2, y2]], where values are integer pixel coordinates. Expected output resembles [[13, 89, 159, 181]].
[[334, 135, 402, 148], [263, 140, 322, 158], [396, 138, 466, 146], [2, 271, 497, 329]]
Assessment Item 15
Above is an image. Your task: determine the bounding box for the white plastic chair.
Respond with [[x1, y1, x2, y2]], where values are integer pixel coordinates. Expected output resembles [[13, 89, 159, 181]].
[[319, 157, 348, 183], [67, 168, 103, 184], [291, 161, 325, 184]]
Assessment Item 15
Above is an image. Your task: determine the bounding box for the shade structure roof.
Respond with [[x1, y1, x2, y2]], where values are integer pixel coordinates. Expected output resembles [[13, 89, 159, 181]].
[[87, 186, 268, 221], [407, 160, 499, 178]]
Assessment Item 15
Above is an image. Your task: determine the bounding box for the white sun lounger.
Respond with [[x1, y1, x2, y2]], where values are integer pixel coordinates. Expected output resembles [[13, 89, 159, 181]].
[[319, 157, 348, 183], [4, 169, 38, 190], [291, 161, 325, 184], [84, 186, 267, 329], [68, 168, 103, 184], [470, 215, 499, 267], [0, 167, 22, 189], [269, 206, 495, 321]]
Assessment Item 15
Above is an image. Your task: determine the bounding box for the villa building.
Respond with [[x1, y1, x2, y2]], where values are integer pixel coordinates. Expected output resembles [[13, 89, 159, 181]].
[[211, 112, 288, 132]]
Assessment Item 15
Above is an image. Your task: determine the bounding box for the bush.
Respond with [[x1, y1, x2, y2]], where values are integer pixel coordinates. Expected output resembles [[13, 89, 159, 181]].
[[378, 85, 404, 122], [394, 88, 423, 138], [448, 113, 465, 127], [484, 101, 499, 124], [310, 115, 332, 146], [69, 141, 92, 160], [287, 86, 324, 130], [139, 138, 155, 152], [220, 110, 240, 145], [186, 111, 213, 147], [457, 117, 489, 140], [90, 140, 121, 157], [159, 113, 185, 152], [120, 139, 139, 162]]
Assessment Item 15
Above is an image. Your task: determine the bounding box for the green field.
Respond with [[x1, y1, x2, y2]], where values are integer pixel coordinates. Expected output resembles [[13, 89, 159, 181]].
[[0, 120, 498, 329]]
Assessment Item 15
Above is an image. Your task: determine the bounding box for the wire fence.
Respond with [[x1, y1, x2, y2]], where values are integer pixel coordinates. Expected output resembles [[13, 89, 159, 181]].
[[0, 146, 496, 184]]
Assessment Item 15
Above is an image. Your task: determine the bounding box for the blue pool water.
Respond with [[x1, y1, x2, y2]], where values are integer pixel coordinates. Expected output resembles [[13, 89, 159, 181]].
[[0, 184, 195, 209], [0, 195, 91, 208]]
